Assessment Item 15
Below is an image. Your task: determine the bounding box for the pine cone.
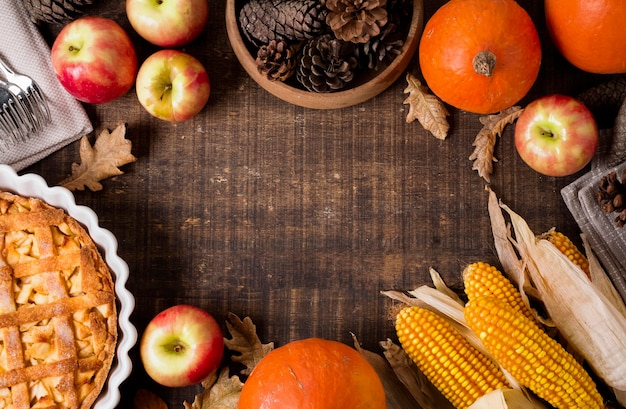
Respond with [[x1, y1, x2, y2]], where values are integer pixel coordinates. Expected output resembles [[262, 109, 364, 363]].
[[326, 0, 388, 43], [297, 33, 358, 93], [256, 40, 298, 81], [597, 170, 626, 227], [356, 22, 404, 70], [22, 0, 95, 24], [239, 0, 328, 47]]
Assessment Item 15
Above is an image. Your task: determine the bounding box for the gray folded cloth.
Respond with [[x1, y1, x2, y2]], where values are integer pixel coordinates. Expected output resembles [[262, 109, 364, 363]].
[[562, 97, 626, 301], [0, 0, 92, 171]]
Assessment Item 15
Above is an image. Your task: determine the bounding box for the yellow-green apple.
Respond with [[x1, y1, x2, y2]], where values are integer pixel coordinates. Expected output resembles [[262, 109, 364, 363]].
[[135, 49, 210, 122], [140, 304, 224, 387], [126, 0, 208, 47], [51, 16, 137, 104], [514, 94, 599, 177]]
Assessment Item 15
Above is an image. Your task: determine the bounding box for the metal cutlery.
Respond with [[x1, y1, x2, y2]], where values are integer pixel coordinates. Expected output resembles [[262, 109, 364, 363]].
[[0, 84, 32, 149], [0, 56, 51, 150]]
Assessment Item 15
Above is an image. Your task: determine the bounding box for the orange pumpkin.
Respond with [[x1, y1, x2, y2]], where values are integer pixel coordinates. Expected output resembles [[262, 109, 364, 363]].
[[418, 0, 541, 114], [237, 338, 387, 409], [545, 0, 626, 74]]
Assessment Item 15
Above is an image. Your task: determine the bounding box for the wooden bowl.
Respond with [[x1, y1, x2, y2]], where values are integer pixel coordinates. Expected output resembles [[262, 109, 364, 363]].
[[225, 0, 424, 109]]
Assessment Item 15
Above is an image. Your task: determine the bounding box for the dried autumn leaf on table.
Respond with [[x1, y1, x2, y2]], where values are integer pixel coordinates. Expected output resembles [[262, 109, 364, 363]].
[[60, 123, 137, 192], [183, 368, 243, 409], [133, 389, 168, 409], [403, 73, 450, 140], [469, 106, 523, 182], [223, 312, 274, 376]]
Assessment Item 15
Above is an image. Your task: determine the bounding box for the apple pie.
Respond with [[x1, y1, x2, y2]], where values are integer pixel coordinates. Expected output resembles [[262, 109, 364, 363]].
[[0, 191, 117, 409]]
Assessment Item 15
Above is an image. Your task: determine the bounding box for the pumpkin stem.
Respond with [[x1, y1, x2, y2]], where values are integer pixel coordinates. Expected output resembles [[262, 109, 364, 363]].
[[473, 50, 497, 77]]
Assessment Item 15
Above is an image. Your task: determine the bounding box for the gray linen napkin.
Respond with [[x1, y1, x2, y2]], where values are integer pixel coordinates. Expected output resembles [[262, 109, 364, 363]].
[[0, 0, 92, 171], [562, 98, 626, 301]]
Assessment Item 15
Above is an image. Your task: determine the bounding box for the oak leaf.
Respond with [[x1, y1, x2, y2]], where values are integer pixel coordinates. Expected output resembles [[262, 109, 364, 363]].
[[133, 389, 168, 409], [183, 368, 243, 409], [469, 106, 523, 182], [60, 123, 137, 192], [223, 312, 274, 376], [403, 73, 450, 140]]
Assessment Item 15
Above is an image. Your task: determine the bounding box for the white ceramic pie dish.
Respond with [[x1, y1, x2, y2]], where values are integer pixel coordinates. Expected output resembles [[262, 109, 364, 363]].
[[0, 164, 137, 409]]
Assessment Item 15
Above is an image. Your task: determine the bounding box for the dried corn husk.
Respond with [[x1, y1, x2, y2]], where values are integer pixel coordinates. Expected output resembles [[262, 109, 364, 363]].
[[488, 189, 626, 396], [582, 233, 626, 318], [468, 388, 538, 409], [379, 339, 455, 409], [351, 334, 425, 409]]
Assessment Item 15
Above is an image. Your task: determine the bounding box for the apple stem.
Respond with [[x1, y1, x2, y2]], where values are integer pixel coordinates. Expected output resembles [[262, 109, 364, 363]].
[[159, 85, 172, 101], [541, 130, 554, 138]]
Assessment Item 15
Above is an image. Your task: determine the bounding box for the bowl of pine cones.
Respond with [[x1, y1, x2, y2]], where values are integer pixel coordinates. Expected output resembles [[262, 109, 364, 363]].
[[226, 0, 424, 109]]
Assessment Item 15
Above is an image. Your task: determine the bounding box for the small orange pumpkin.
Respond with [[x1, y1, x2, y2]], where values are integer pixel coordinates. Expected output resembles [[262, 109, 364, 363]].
[[419, 0, 541, 114], [237, 338, 387, 409], [545, 0, 626, 74]]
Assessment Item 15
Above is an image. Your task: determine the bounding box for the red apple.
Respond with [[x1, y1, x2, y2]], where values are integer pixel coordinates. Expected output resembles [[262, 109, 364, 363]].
[[51, 16, 137, 104], [135, 49, 210, 122], [140, 304, 224, 387], [126, 0, 209, 47], [514, 94, 599, 177]]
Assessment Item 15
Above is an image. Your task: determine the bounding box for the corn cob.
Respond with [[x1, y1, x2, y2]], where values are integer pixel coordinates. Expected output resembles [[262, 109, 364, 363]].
[[395, 305, 509, 409], [462, 261, 535, 322], [546, 231, 590, 278], [464, 296, 604, 409]]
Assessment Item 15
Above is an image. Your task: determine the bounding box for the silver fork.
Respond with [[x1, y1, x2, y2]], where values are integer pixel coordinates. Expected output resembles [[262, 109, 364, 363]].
[[0, 84, 31, 149], [0, 78, 40, 133], [0, 57, 51, 128]]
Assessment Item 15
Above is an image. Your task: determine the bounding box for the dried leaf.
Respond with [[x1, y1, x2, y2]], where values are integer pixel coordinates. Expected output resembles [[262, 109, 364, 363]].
[[469, 106, 523, 182], [403, 73, 450, 140], [133, 389, 168, 409], [60, 123, 137, 192], [183, 368, 243, 409], [223, 312, 273, 376]]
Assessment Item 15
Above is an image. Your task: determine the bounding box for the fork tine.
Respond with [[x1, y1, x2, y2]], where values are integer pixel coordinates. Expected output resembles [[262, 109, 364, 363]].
[[0, 85, 30, 142], [7, 95, 33, 137], [17, 93, 42, 131], [12, 87, 44, 132], [2, 82, 39, 134], [0, 57, 51, 128], [27, 83, 51, 124], [0, 106, 24, 145], [4, 102, 29, 142], [0, 109, 14, 139]]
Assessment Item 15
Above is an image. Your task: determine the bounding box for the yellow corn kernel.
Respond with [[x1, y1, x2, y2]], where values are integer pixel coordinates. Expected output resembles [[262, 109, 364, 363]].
[[464, 296, 604, 409], [463, 261, 535, 322], [546, 231, 590, 278], [396, 306, 509, 409]]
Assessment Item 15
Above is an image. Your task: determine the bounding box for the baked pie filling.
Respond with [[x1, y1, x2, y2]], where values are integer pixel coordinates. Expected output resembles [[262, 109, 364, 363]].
[[0, 192, 117, 409]]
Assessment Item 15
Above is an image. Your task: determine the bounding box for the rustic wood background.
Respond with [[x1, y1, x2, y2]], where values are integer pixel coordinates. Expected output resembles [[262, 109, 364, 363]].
[[24, 0, 617, 407]]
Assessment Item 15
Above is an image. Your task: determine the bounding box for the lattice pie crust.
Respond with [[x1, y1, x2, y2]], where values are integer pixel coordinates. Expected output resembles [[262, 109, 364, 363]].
[[0, 192, 117, 409]]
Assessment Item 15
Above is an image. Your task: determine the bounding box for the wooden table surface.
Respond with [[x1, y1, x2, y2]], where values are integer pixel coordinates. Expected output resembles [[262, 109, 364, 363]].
[[21, 0, 618, 407]]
